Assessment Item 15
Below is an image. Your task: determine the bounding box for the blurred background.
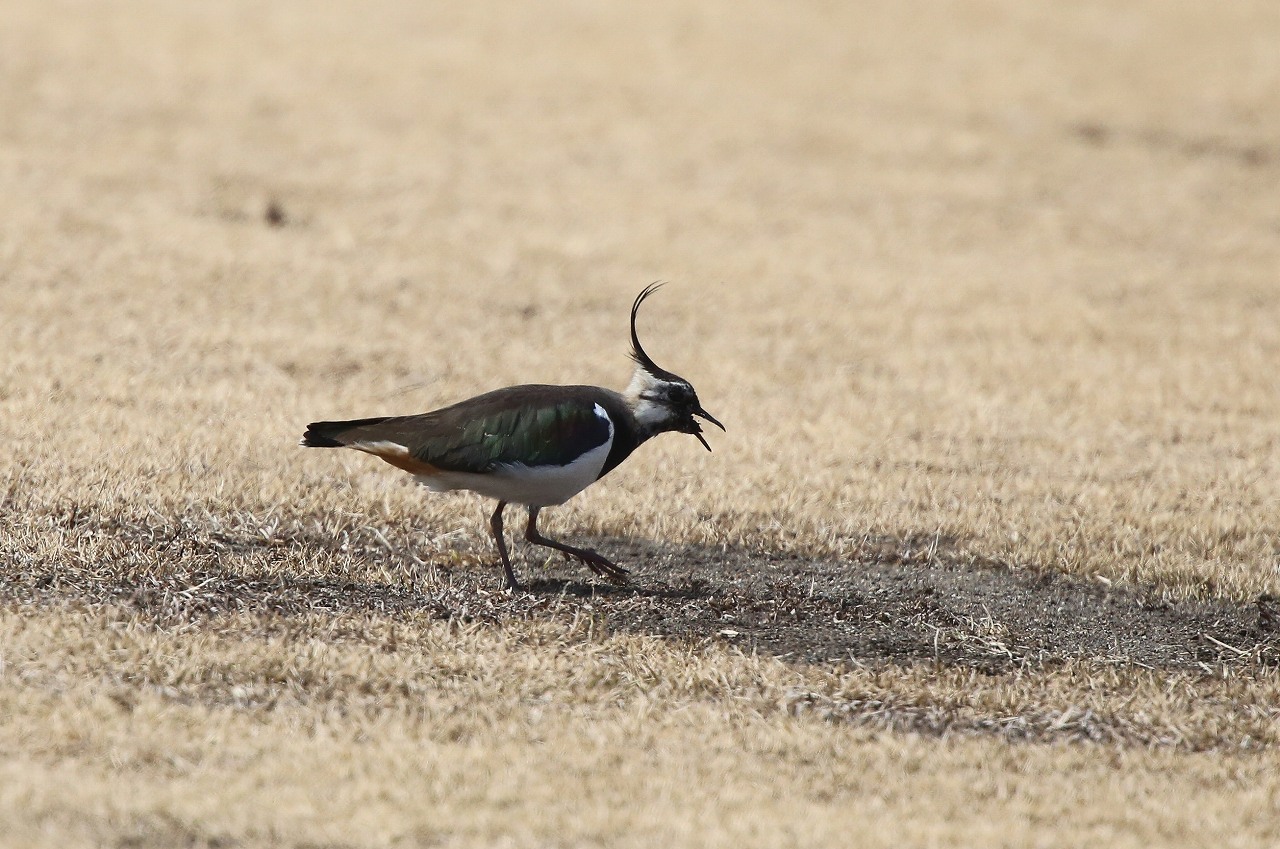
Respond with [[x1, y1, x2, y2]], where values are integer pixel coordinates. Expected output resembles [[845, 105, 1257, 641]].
[[3, 0, 1278, 591]]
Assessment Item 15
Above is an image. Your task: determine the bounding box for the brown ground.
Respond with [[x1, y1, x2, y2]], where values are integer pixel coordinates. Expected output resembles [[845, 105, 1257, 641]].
[[11, 510, 1278, 674], [5, 0, 1280, 846]]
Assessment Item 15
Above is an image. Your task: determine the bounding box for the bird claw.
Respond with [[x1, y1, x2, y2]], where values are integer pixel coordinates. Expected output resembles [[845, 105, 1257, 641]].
[[569, 549, 631, 585]]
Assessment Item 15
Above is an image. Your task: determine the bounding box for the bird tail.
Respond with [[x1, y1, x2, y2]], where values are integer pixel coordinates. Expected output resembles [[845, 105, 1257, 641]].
[[300, 417, 392, 448]]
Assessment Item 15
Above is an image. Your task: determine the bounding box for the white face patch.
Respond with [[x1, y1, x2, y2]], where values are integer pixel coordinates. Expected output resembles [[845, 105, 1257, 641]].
[[624, 370, 685, 433], [632, 398, 677, 431]]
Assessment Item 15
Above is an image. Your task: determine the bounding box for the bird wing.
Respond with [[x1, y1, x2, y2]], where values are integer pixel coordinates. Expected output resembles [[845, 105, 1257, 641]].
[[322, 386, 614, 474]]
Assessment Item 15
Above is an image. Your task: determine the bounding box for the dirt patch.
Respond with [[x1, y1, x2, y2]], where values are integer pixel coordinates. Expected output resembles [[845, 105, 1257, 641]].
[[523, 536, 1280, 672], [6, 515, 1277, 673]]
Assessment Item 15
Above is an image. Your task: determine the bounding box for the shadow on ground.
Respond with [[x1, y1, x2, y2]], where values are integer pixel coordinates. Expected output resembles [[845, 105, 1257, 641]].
[[7, 517, 1278, 673], [518, 535, 1280, 671]]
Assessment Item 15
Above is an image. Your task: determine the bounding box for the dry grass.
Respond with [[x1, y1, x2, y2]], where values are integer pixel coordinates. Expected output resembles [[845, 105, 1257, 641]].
[[4, 0, 1280, 845], [5, 601, 1280, 849]]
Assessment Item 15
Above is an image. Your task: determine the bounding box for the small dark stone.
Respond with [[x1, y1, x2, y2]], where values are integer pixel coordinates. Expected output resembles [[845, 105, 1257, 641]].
[[264, 199, 287, 227]]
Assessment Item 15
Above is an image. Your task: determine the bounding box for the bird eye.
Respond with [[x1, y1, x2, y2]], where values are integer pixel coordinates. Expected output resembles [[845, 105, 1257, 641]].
[[668, 385, 690, 404]]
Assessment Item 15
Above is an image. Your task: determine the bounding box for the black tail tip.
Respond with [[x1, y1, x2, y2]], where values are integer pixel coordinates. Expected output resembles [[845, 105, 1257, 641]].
[[300, 415, 390, 448], [300, 423, 345, 448]]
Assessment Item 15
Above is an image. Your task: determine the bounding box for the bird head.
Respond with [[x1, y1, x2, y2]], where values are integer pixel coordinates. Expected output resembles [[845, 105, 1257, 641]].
[[624, 283, 725, 450]]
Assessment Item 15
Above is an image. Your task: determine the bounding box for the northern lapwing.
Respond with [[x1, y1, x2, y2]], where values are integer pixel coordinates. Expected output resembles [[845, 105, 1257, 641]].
[[301, 284, 724, 590]]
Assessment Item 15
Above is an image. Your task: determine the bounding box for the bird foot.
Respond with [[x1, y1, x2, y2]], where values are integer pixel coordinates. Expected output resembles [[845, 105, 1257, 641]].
[[563, 548, 631, 585]]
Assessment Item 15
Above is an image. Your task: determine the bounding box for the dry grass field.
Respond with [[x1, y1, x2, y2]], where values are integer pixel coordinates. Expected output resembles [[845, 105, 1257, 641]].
[[4, 1, 1280, 846]]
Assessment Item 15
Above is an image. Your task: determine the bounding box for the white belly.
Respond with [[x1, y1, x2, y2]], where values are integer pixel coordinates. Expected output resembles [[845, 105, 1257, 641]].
[[414, 426, 614, 507]]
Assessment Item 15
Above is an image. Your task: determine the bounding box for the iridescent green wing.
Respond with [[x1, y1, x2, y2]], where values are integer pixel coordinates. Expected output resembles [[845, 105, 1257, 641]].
[[411, 392, 611, 473]]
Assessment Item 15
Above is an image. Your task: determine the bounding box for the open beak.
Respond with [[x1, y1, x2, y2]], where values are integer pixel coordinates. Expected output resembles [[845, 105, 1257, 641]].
[[691, 406, 725, 452]]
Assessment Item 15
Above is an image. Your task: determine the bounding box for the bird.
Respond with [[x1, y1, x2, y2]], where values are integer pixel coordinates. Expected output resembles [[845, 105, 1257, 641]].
[[300, 283, 724, 590]]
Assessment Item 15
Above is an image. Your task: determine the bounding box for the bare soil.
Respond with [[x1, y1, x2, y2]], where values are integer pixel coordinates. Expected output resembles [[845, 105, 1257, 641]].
[[8, 512, 1276, 674], [555, 536, 1280, 672]]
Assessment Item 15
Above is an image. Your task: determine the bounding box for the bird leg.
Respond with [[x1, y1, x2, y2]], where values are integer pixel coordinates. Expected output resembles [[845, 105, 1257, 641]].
[[524, 507, 630, 585], [489, 501, 521, 590]]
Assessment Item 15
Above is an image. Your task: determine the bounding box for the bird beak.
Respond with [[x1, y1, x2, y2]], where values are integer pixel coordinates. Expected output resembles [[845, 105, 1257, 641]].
[[691, 407, 724, 452], [693, 406, 725, 431]]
